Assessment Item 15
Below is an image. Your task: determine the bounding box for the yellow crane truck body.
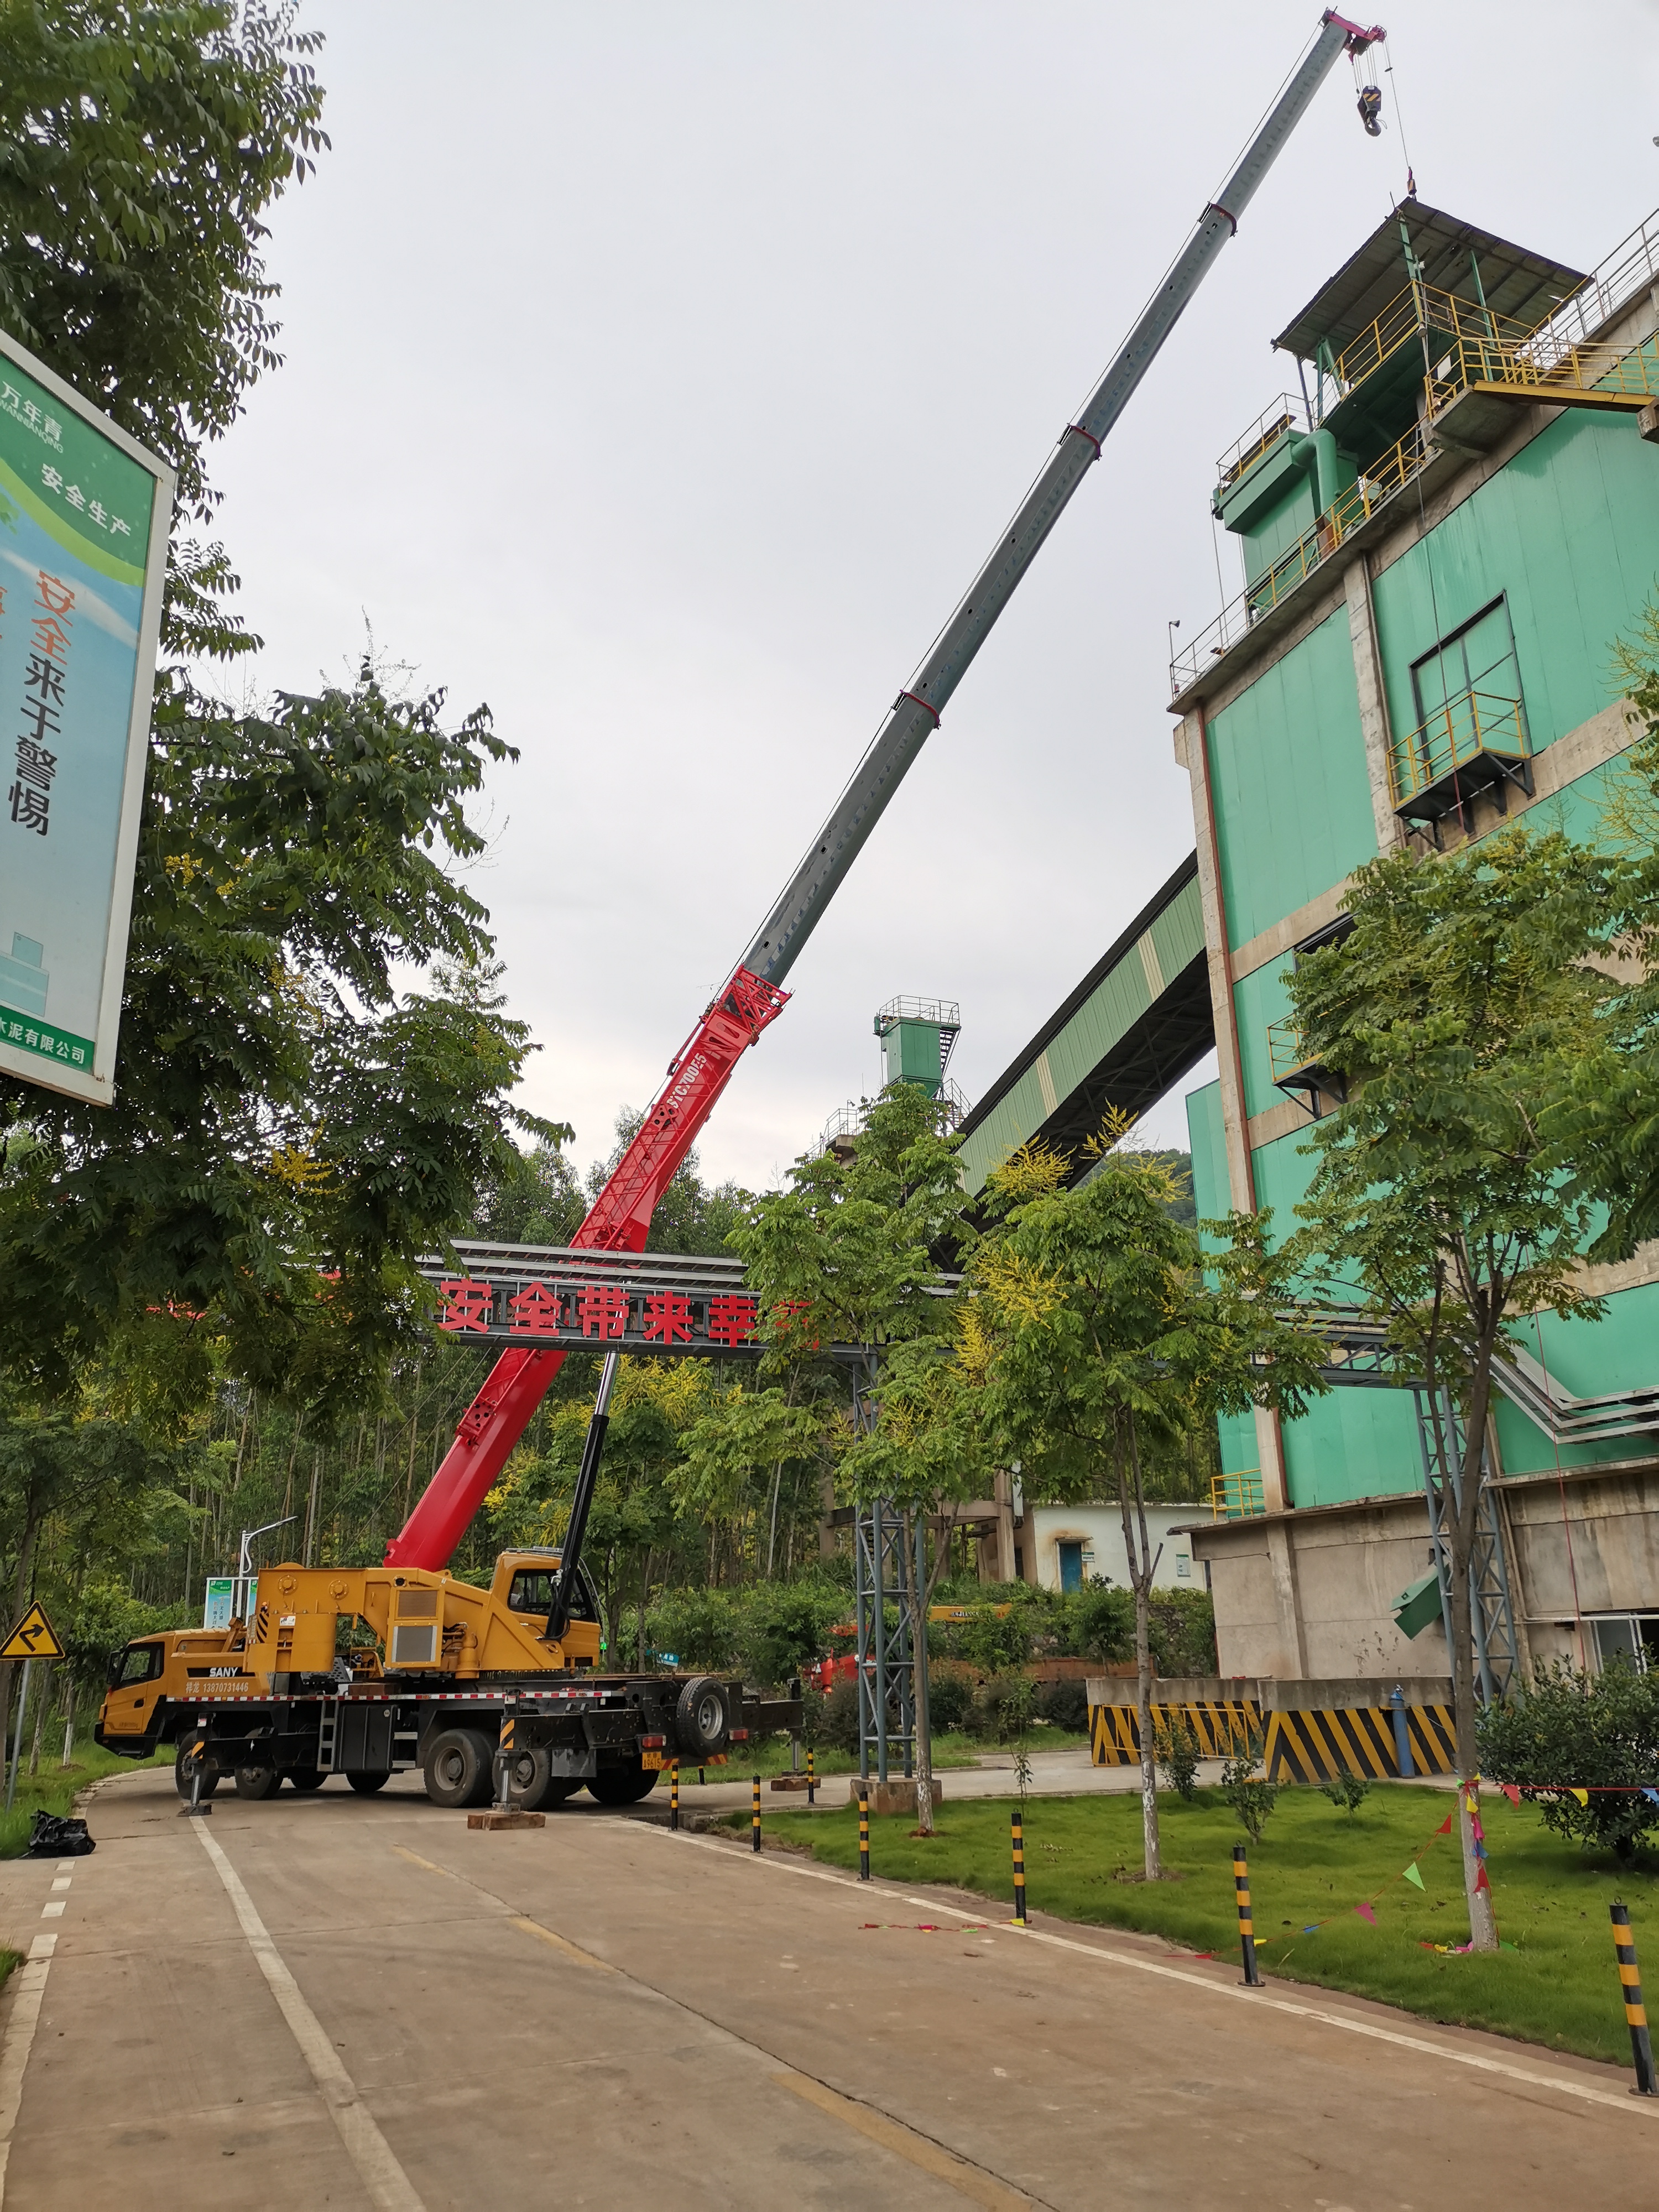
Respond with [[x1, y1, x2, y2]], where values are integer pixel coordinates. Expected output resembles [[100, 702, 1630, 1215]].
[[97, 1550, 796, 1811]]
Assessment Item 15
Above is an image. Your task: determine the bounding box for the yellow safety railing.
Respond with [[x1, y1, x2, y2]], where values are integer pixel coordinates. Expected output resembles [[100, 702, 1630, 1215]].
[[1266, 1015, 1310, 1086], [1173, 266, 1659, 701], [1215, 396, 1306, 492], [1386, 689, 1530, 809], [1240, 420, 1429, 624], [1210, 1472, 1265, 1520]]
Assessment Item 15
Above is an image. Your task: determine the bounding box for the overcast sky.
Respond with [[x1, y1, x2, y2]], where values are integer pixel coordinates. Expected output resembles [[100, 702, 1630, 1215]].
[[205, 0, 1659, 1191]]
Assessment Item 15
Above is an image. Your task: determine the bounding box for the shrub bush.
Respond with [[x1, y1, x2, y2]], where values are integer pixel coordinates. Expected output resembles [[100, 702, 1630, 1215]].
[[1154, 1714, 1202, 1801], [1221, 1729, 1277, 1843], [926, 1664, 977, 1734], [1035, 1676, 1089, 1733], [646, 1588, 739, 1673], [1146, 1589, 1218, 1677], [1478, 1658, 1659, 1861], [821, 1676, 862, 1753]]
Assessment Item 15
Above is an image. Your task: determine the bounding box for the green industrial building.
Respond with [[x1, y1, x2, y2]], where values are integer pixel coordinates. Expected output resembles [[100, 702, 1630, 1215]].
[[961, 194, 1659, 1685]]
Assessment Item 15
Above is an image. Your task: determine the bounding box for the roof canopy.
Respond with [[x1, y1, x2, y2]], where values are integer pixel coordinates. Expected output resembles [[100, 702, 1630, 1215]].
[[1273, 200, 1587, 361]]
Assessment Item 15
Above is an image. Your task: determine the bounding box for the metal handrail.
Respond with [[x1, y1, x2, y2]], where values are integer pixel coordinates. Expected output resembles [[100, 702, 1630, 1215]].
[[1215, 396, 1307, 492], [1209, 1472, 1265, 1520], [1386, 688, 1529, 807], [1266, 1015, 1311, 1085], [1523, 204, 1659, 368]]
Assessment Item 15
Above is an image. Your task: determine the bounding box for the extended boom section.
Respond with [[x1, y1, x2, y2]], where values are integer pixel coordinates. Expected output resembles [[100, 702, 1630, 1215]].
[[388, 9, 1385, 1574]]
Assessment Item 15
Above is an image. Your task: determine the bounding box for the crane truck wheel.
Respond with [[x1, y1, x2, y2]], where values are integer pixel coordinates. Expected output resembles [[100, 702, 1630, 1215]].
[[506, 1747, 580, 1812], [422, 1727, 495, 1808], [234, 1762, 281, 1800], [173, 1743, 220, 1801], [286, 1767, 327, 1792], [675, 1676, 732, 1759], [346, 1771, 392, 1794], [587, 1761, 660, 1806]]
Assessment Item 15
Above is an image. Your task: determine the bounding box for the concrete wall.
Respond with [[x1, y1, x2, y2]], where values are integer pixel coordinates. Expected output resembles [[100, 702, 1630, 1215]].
[[1191, 1462, 1659, 1682], [1024, 1505, 1199, 1595]]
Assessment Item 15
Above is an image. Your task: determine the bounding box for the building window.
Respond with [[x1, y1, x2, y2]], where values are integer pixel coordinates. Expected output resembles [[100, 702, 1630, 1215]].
[[1590, 1614, 1659, 1673], [1058, 1540, 1084, 1594], [1410, 597, 1524, 732]]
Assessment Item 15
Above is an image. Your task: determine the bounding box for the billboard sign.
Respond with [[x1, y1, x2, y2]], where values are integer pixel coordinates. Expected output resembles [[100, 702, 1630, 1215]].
[[0, 327, 174, 1105], [202, 1578, 236, 1632]]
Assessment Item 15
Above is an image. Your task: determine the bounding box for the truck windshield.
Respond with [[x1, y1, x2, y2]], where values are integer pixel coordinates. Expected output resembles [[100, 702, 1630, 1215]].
[[109, 1642, 163, 1688], [507, 1567, 598, 1622]]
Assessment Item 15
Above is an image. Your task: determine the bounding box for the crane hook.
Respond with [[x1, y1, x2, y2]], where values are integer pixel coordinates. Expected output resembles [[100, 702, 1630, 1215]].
[[1356, 84, 1383, 135]]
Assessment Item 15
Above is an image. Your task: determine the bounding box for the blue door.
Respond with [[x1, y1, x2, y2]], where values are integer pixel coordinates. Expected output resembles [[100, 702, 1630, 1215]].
[[1058, 1541, 1083, 1593]]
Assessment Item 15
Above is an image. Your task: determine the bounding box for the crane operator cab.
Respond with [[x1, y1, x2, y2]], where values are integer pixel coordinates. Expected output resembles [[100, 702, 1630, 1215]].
[[493, 1550, 602, 1660]]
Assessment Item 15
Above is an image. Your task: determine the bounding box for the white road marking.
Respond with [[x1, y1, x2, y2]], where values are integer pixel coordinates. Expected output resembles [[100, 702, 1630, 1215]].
[[36, 1906, 61, 1922], [192, 1822, 426, 2210], [0, 1935, 57, 2207], [48, 1880, 69, 1895], [646, 1825, 1653, 2118]]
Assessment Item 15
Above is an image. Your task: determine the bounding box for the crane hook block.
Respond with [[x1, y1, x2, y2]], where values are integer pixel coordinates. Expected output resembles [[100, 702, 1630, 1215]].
[[1322, 10, 1386, 53], [1357, 85, 1383, 135]]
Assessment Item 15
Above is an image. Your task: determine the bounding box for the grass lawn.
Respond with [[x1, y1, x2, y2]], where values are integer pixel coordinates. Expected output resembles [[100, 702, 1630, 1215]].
[[707, 1728, 1093, 1784], [751, 1783, 1657, 2072]]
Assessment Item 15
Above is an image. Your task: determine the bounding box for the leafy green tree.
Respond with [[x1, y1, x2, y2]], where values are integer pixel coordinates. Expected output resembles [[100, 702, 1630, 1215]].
[[0, 0, 329, 657], [707, 1084, 978, 1832], [1288, 825, 1611, 1949], [0, 674, 559, 1416], [968, 1134, 1322, 1879]]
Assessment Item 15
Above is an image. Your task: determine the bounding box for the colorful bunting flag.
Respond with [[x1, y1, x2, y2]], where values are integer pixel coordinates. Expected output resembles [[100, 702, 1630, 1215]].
[[1500, 1783, 1520, 1807], [1435, 1814, 1453, 1835], [1470, 1816, 1484, 1842], [1569, 1788, 1589, 1806], [1404, 1861, 1426, 1890], [1354, 1902, 1376, 1924], [1645, 1789, 1659, 1807], [1475, 1864, 1491, 1892]]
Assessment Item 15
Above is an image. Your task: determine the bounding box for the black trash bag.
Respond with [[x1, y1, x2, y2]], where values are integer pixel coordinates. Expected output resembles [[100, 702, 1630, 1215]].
[[24, 1810, 93, 1858]]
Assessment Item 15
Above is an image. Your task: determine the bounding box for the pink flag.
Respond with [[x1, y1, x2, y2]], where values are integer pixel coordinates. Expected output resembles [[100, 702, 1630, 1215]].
[[1354, 1902, 1376, 1924], [1470, 1817, 1484, 1842], [1500, 1783, 1520, 1807]]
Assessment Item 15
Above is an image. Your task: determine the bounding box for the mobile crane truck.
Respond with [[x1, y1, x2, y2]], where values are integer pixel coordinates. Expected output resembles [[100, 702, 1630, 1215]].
[[97, 11, 1385, 1810]]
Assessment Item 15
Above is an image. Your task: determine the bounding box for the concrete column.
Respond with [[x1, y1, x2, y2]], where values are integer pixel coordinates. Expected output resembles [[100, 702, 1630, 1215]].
[[1182, 701, 1290, 1515], [1264, 1519, 1310, 1678], [1344, 554, 1405, 857]]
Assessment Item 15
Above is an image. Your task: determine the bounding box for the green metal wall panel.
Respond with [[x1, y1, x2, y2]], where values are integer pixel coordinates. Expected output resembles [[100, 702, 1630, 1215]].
[[957, 1067, 1051, 1193], [1372, 409, 1659, 759], [1186, 1078, 1228, 1245], [1207, 611, 1376, 949]]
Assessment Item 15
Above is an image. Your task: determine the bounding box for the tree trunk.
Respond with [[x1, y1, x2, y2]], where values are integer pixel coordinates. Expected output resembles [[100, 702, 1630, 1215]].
[[1435, 1341, 1499, 1954], [1118, 1420, 1161, 1881]]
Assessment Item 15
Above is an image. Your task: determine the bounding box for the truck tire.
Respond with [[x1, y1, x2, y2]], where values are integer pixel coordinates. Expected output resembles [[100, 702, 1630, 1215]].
[[587, 1761, 660, 1806], [507, 1747, 579, 1812], [286, 1768, 327, 1792], [423, 1727, 494, 1809], [234, 1762, 280, 1800], [174, 1742, 220, 1801], [346, 1771, 391, 1794], [675, 1676, 732, 1759]]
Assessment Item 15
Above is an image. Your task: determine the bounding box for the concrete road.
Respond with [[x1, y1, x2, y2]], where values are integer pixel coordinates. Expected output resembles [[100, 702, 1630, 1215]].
[[0, 1766, 1648, 2211]]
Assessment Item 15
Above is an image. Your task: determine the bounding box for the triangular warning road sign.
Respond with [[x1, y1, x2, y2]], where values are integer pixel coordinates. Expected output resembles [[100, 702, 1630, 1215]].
[[1, 1601, 63, 1661]]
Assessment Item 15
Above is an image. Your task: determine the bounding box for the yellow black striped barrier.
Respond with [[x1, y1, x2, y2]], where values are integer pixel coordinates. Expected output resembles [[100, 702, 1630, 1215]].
[[858, 1783, 870, 1881], [1011, 1808, 1028, 1927], [1088, 1697, 1457, 1780], [1261, 1703, 1455, 1781], [670, 1757, 680, 1832], [1611, 1901, 1657, 2094], [752, 1772, 762, 1853], [807, 1747, 816, 1805], [1234, 1842, 1260, 1986], [1089, 1699, 1259, 1766]]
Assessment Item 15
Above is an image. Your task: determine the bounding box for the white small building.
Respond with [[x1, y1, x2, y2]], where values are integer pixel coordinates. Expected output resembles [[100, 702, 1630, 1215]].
[[1022, 1504, 1202, 1595]]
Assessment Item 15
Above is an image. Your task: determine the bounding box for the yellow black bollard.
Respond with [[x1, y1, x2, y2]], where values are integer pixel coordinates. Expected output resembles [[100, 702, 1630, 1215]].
[[1611, 1901, 1658, 2094], [670, 1758, 680, 1833], [1011, 1808, 1029, 1927], [807, 1746, 816, 1806], [752, 1773, 762, 1853], [495, 1710, 514, 1811], [858, 1783, 870, 1881], [1234, 1841, 1261, 1987]]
